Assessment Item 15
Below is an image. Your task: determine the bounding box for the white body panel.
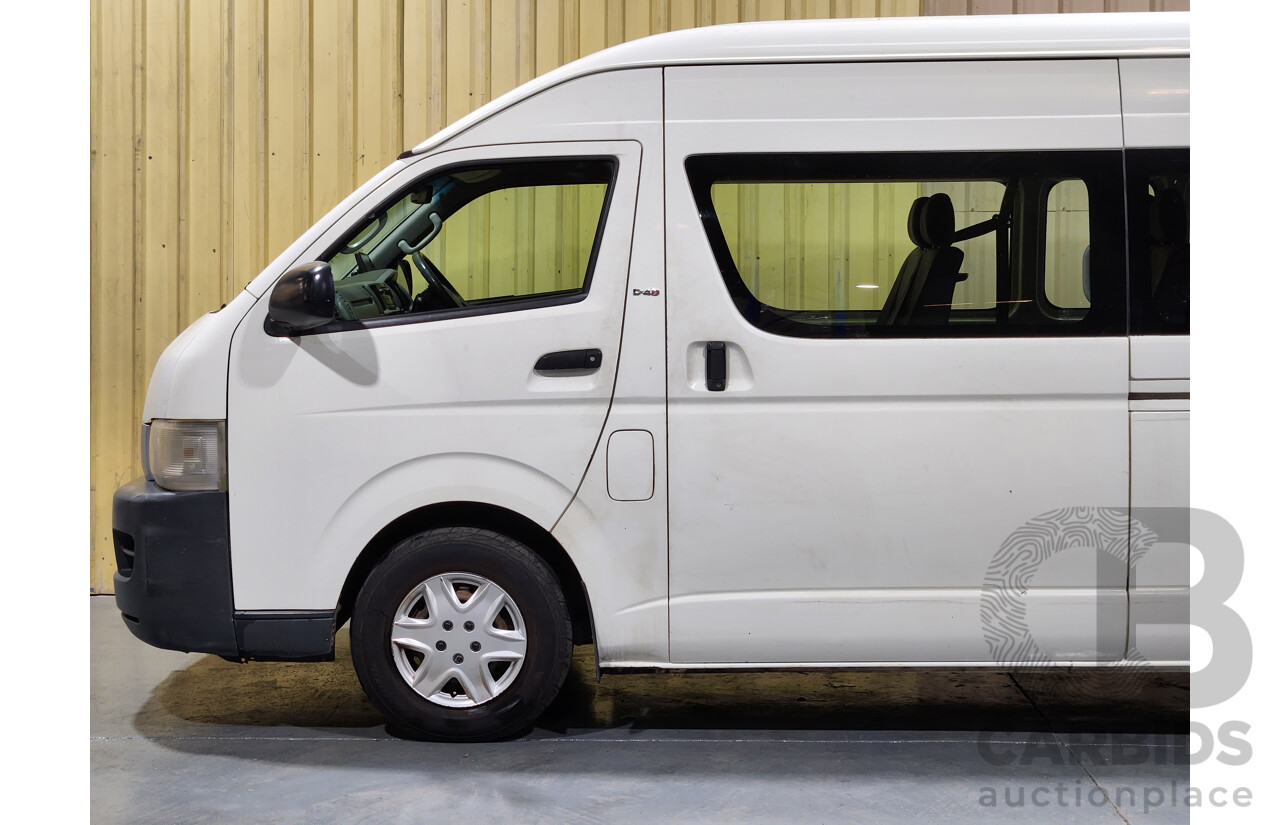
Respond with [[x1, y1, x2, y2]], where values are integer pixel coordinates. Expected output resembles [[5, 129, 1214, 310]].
[[1130, 411, 1190, 663], [142, 289, 257, 421], [551, 141, 669, 660], [1131, 336, 1190, 380], [664, 60, 1130, 664], [133, 14, 1190, 669], [665, 60, 1124, 153], [1119, 58, 1190, 149], [1121, 53, 1189, 666]]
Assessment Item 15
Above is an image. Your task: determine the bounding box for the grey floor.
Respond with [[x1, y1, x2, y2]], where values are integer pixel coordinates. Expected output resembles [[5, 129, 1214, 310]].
[[91, 595, 1189, 823]]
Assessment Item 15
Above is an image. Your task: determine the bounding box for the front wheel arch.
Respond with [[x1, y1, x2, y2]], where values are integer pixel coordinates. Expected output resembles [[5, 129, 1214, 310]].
[[336, 501, 592, 645]]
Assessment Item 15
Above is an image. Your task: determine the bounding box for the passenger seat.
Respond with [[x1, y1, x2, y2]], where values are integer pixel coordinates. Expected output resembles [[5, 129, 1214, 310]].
[[878, 193, 966, 325], [877, 197, 928, 326]]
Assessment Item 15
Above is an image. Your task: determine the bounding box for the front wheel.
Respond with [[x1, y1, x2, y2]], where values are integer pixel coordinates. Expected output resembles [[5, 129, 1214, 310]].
[[350, 527, 573, 741]]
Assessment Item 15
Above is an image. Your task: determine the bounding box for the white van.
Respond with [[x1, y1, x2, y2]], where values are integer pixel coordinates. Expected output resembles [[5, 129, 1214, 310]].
[[112, 12, 1190, 741]]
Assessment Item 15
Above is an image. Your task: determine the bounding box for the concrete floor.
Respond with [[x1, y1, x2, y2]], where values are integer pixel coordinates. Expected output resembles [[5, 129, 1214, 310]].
[[91, 595, 1189, 823]]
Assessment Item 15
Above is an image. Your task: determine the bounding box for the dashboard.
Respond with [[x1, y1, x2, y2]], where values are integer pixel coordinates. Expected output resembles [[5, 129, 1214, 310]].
[[334, 268, 411, 321]]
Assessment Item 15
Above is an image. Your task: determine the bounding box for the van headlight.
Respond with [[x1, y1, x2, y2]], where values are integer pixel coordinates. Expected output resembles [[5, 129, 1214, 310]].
[[144, 420, 227, 492]]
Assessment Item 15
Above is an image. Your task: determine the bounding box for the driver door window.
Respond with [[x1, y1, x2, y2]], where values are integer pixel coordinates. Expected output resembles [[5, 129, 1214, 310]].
[[324, 158, 615, 325]]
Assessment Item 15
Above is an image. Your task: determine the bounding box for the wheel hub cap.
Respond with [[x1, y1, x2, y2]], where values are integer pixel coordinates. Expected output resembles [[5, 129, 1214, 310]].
[[389, 572, 527, 708]]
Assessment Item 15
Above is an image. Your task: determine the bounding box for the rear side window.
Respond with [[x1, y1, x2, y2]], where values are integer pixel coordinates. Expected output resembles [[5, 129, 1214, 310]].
[[320, 157, 616, 330], [1044, 179, 1092, 311], [1127, 148, 1189, 334], [686, 152, 1125, 338]]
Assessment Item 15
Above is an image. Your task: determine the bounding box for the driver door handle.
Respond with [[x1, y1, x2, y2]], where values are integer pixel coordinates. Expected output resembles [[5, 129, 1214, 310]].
[[535, 349, 603, 373]]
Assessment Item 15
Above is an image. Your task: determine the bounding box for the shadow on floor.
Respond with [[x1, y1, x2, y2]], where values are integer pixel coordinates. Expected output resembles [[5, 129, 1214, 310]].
[[133, 628, 1188, 747]]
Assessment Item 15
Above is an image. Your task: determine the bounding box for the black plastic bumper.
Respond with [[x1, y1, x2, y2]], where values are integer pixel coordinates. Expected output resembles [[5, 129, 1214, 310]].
[[113, 479, 239, 656], [112, 478, 335, 661]]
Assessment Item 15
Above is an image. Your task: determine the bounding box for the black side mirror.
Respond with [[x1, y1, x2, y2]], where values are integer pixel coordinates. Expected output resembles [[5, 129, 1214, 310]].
[[265, 262, 335, 336]]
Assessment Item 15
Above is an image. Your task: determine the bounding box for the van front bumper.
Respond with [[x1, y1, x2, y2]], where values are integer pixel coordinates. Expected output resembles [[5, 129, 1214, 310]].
[[112, 479, 239, 656], [112, 478, 336, 661]]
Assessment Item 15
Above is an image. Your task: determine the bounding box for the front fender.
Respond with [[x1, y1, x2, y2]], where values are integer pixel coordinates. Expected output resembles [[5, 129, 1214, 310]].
[[233, 452, 574, 610]]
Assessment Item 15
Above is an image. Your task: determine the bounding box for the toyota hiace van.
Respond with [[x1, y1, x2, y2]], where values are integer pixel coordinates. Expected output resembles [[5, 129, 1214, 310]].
[[113, 12, 1191, 741]]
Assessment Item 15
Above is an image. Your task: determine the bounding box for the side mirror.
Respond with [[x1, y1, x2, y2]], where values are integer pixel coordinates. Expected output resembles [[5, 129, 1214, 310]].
[[265, 262, 335, 336]]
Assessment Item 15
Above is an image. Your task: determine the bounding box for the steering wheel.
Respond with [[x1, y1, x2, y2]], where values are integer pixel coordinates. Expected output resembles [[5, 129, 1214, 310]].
[[334, 290, 358, 321], [410, 249, 467, 311]]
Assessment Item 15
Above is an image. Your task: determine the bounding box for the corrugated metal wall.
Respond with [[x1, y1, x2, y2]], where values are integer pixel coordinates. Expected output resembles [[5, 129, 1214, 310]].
[[89, 0, 1187, 592]]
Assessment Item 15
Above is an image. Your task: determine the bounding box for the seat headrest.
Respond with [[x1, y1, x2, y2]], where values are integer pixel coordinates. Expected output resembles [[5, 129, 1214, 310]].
[[906, 197, 928, 247], [918, 193, 956, 248], [1151, 189, 1189, 245]]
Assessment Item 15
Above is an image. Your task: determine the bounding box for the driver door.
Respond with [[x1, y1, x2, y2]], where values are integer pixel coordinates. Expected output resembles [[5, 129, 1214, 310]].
[[226, 140, 640, 612]]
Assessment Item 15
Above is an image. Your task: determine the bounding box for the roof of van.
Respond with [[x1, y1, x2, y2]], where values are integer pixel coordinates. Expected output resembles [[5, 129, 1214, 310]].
[[408, 11, 1189, 156]]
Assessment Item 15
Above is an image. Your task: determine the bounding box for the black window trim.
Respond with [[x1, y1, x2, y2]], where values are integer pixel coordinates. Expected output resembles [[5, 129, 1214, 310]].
[[276, 155, 621, 337], [1125, 146, 1190, 336], [685, 150, 1128, 340]]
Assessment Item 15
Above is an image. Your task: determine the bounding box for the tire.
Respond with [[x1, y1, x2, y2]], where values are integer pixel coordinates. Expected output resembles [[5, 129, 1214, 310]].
[[350, 527, 573, 741]]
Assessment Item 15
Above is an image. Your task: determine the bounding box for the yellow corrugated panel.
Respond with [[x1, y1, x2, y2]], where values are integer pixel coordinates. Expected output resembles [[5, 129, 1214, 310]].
[[91, 0, 139, 595], [312, 2, 357, 219], [228, 1, 266, 306], [185, 0, 225, 326], [139, 0, 182, 455], [266, 0, 310, 261]]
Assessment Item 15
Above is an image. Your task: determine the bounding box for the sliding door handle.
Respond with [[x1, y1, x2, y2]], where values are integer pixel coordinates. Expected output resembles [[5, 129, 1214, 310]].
[[535, 348, 603, 373], [705, 341, 727, 392]]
